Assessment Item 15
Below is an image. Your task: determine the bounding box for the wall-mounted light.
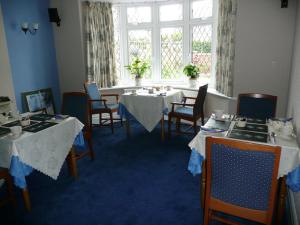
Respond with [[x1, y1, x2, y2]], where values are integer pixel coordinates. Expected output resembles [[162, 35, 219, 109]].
[[21, 22, 39, 35]]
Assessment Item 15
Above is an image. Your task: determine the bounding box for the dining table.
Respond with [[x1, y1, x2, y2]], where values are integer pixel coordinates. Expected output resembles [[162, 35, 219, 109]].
[[118, 88, 183, 141], [188, 115, 300, 224], [0, 114, 84, 211]]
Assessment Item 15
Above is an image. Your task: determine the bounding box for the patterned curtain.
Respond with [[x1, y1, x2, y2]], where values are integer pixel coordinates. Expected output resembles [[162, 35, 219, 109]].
[[84, 2, 117, 88], [215, 0, 238, 97]]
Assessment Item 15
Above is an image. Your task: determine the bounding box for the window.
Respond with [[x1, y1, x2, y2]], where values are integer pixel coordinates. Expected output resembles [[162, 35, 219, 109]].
[[113, 0, 217, 86]]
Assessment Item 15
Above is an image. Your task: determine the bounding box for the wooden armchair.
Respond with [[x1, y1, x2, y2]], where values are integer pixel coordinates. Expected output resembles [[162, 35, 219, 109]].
[[84, 82, 122, 134], [0, 168, 16, 208], [237, 93, 277, 120], [168, 84, 208, 137], [62, 92, 94, 163]]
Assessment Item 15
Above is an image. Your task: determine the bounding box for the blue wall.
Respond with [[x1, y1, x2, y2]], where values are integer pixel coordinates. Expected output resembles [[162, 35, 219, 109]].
[[0, 0, 61, 112]]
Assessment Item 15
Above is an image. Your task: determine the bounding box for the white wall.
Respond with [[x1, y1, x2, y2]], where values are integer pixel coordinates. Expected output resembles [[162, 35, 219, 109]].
[[287, 1, 300, 223], [0, 5, 15, 104], [233, 0, 297, 117], [50, 0, 86, 94]]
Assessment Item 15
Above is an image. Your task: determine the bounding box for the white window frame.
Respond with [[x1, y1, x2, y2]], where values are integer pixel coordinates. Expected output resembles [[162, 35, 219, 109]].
[[114, 0, 218, 87]]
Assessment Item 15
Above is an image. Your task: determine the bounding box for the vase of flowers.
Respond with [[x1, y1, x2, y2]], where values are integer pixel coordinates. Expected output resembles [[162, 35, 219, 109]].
[[183, 64, 200, 88], [125, 57, 150, 86]]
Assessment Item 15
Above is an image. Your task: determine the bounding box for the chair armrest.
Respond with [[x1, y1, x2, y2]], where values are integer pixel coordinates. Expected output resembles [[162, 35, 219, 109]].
[[170, 102, 195, 112], [101, 94, 119, 102], [183, 96, 197, 100]]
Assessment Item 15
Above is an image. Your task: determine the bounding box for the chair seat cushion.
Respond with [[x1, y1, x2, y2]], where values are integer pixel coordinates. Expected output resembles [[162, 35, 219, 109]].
[[93, 103, 119, 111], [175, 107, 193, 116]]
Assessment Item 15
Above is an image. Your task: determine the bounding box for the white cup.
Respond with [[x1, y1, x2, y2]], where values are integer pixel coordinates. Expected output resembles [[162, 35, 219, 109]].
[[10, 126, 22, 137], [214, 109, 224, 119], [237, 119, 247, 128]]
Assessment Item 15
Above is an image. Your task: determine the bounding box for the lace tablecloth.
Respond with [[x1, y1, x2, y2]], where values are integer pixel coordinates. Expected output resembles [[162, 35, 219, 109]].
[[188, 120, 300, 191], [119, 90, 182, 132], [0, 117, 84, 180]]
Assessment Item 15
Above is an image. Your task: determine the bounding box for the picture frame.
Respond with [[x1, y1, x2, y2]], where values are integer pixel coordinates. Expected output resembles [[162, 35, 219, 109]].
[[22, 88, 56, 114]]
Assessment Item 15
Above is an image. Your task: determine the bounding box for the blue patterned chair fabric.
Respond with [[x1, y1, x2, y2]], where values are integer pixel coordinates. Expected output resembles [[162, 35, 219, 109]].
[[85, 82, 102, 109], [237, 94, 277, 120], [204, 137, 281, 225], [175, 107, 193, 116], [211, 143, 275, 211]]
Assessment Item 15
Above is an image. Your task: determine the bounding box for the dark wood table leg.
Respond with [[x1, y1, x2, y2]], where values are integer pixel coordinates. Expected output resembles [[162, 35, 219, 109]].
[[201, 160, 207, 208], [21, 188, 31, 212], [125, 118, 131, 138], [276, 177, 287, 224], [161, 116, 165, 141], [67, 147, 78, 178]]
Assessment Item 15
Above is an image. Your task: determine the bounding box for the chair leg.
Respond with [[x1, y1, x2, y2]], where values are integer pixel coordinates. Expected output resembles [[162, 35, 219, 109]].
[[193, 120, 198, 135], [203, 207, 210, 225], [99, 113, 102, 126], [176, 118, 180, 133], [201, 112, 205, 125], [5, 172, 16, 207], [109, 112, 114, 134], [168, 115, 172, 139], [86, 135, 94, 160]]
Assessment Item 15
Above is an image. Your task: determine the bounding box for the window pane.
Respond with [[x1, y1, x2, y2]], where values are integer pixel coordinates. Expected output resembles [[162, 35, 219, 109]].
[[112, 6, 121, 80], [192, 25, 212, 80], [127, 6, 151, 24], [161, 27, 183, 79], [128, 30, 152, 78], [192, 0, 212, 19], [160, 4, 183, 22]]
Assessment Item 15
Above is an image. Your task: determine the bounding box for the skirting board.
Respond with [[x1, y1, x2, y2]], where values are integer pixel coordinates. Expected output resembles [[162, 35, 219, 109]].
[[288, 189, 299, 225]]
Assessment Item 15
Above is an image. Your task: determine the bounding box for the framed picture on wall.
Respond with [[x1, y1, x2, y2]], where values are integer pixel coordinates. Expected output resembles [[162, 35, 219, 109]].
[[22, 88, 56, 114]]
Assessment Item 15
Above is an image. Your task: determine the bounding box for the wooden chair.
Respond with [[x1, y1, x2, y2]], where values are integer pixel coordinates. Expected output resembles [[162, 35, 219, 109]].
[[204, 137, 281, 225], [168, 84, 208, 137], [62, 92, 94, 162], [84, 82, 122, 134], [0, 168, 16, 208], [237, 93, 277, 120]]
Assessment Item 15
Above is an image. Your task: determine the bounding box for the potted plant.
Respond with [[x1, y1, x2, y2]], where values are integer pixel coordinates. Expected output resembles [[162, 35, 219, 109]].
[[125, 57, 150, 86], [183, 64, 200, 88]]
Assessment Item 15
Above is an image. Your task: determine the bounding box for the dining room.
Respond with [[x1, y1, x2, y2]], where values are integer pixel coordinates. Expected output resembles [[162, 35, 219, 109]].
[[0, 0, 300, 225]]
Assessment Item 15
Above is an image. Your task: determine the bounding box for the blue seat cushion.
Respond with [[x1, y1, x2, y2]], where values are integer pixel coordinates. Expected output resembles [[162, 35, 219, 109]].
[[175, 107, 193, 116], [93, 103, 119, 111]]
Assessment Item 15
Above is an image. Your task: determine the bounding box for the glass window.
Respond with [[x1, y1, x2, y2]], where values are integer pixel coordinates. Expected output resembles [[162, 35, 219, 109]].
[[128, 29, 152, 78], [192, 25, 212, 83], [159, 4, 183, 22], [191, 0, 213, 19], [127, 6, 151, 24], [161, 27, 183, 80]]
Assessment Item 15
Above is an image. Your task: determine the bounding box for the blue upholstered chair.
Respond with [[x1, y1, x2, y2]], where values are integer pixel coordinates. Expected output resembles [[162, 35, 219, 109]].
[[237, 93, 277, 120], [62, 92, 94, 160], [84, 82, 122, 134], [168, 84, 208, 137], [204, 137, 281, 225], [0, 168, 16, 208]]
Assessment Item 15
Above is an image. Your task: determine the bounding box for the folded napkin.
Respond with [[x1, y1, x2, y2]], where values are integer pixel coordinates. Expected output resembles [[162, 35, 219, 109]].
[[200, 126, 226, 133]]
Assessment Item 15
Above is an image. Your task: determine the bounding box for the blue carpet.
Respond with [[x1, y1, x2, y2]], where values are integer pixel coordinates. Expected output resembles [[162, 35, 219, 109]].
[[0, 121, 291, 225]]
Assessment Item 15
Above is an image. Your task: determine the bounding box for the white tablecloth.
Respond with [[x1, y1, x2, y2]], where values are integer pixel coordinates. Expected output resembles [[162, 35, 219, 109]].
[[0, 117, 83, 179], [120, 90, 182, 132], [189, 121, 300, 178]]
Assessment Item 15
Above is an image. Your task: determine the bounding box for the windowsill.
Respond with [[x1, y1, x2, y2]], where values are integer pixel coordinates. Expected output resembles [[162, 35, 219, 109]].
[[100, 84, 236, 101]]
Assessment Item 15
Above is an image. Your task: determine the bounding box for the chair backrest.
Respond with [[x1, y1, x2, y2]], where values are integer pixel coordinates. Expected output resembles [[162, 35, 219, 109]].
[[62, 92, 91, 130], [193, 84, 208, 117], [84, 82, 102, 109], [205, 137, 281, 224], [237, 93, 277, 120]]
